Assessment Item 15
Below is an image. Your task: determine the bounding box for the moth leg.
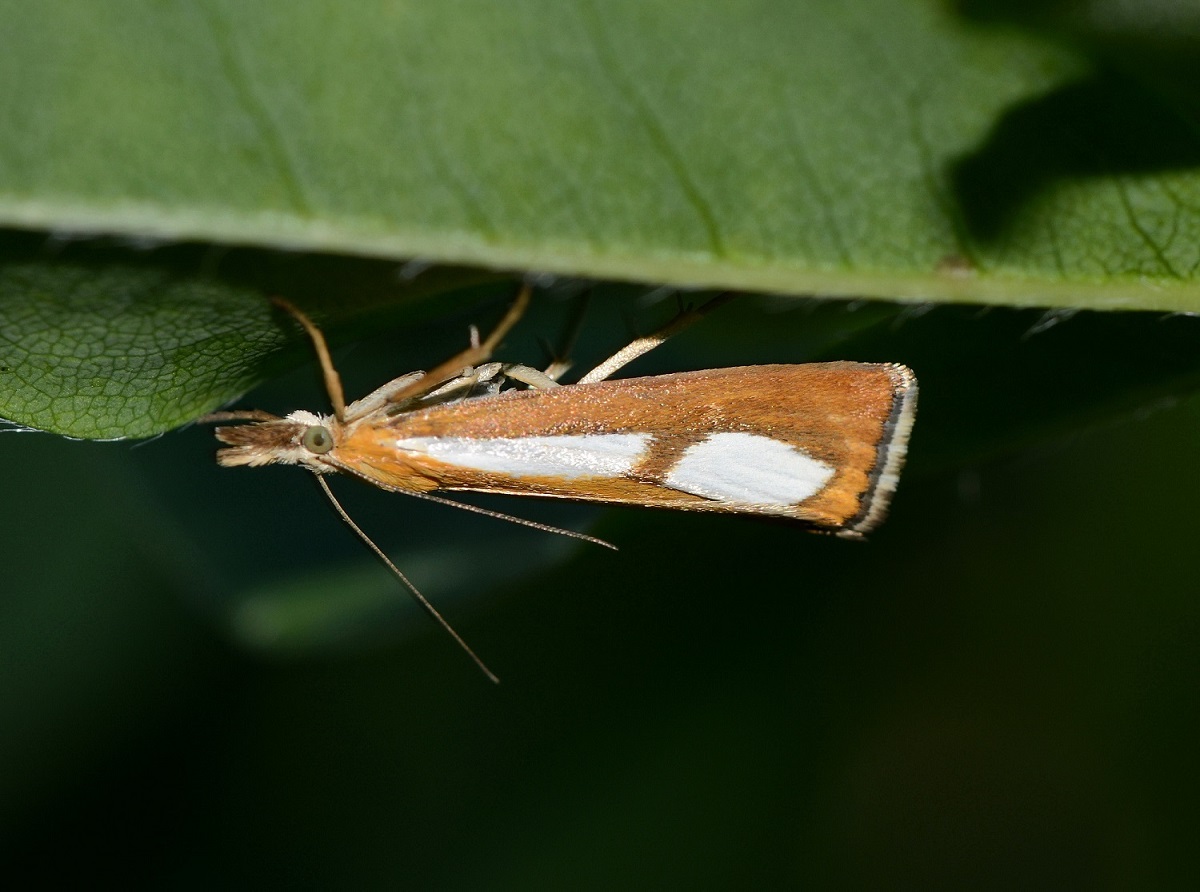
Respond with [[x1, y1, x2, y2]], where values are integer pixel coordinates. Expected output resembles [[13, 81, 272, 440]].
[[385, 282, 532, 406], [417, 362, 559, 405], [541, 359, 572, 382], [272, 297, 348, 421], [502, 364, 561, 390], [576, 292, 735, 384], [539, 288, 590, 382], [420, 362, 504, 402], [343, 371, 427, 421]]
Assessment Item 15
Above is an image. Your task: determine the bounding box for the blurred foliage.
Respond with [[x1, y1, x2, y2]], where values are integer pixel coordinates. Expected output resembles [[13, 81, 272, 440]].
[[4, 285, 1200, 887], [3, 0, 1200, 888]]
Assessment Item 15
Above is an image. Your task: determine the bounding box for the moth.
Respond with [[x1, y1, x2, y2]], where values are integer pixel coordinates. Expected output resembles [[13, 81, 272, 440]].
[[205, 287, 917, 681]]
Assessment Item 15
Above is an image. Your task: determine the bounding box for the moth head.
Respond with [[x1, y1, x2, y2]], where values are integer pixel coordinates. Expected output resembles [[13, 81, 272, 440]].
[[212, 410, 340, 470]]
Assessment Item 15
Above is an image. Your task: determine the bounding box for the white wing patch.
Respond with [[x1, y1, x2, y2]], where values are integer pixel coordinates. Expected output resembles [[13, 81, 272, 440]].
[[393, 433, 652, 478], [664, 432, 834, 506]]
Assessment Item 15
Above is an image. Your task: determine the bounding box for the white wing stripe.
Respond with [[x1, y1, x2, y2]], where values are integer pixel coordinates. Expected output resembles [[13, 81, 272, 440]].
[[664, 432, 834, 506], [393, 433, 651, 478]]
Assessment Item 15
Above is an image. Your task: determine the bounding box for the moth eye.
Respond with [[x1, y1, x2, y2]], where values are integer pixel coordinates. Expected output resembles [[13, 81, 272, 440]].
[[301, 425, 335, 454]]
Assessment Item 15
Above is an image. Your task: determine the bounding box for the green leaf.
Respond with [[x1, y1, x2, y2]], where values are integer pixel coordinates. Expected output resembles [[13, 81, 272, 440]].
[[0, 258, 272, 439], [1, 1, 1199, 302], [0, 238, 496, 438], [1, 0, 1199, 439]]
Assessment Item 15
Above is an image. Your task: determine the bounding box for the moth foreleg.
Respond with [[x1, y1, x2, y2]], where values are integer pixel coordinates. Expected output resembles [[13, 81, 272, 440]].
[[344, 371, 427, 421]]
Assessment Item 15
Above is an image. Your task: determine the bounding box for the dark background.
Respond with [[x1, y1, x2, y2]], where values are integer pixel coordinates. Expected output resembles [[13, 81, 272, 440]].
[[3, 280, 1199, 888]]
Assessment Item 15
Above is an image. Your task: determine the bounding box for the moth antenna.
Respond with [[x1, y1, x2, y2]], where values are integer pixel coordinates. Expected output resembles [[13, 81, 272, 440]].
[[314, 475, 500, 684], [272, 297, 347, 422], [401, 489, 618, 551], [577, 291, 736, 384]]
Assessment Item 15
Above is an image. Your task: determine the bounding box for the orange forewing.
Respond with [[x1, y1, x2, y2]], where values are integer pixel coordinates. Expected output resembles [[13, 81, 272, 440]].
[[330, 363, 914, 533]]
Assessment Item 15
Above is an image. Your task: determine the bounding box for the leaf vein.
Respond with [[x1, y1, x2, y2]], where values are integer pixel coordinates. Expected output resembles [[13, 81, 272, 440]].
[[200, 3, 314, 217], [578, 1, 725, 258]]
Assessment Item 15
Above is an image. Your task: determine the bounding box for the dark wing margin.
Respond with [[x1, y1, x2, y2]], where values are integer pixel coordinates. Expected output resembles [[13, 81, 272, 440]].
[[840, 363, 918, 538]]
